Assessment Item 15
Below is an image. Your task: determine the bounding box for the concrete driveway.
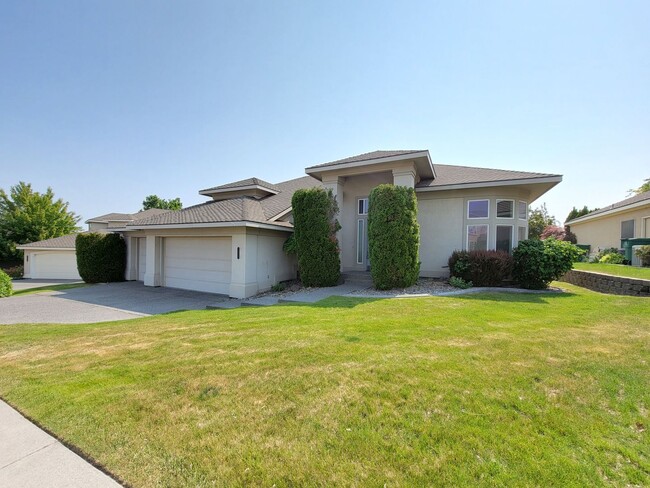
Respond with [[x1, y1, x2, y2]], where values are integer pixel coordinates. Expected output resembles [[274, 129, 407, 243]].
[[0, 282, 230, 325]]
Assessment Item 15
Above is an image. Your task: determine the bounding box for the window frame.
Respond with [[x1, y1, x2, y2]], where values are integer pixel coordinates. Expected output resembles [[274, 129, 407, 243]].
[[620, 219, 635, 239], [496, 199, 514, 219], [466, 224, 489, 251], [467, 199, 490, 220], [518, 201, 528, 220], [496, 224, 514, 253], [517, 225, 527, 242], [358, 198, 368, 216]]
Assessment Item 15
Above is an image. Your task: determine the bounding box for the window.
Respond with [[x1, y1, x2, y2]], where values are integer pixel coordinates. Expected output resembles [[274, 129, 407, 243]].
[[496, 225, 513, 253], [468, 200, 489, 219], [518, 226, 527, 242], [518, 201, 528, 220], [357, 219, 365, 264], [467, 225, 489, 251], [621, 220, 635, 239], [496, 200, 514, 219], [358, 198, 368, 215]]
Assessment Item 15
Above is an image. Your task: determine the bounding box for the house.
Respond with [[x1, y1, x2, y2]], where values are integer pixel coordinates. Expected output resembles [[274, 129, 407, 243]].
[[565, 190, 650, 259], [17, 209, 169, 280], [17, 150, 561, 295]]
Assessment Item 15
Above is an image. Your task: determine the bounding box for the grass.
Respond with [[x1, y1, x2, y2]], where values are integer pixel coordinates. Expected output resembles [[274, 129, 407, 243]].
[[0, 285, 649, 486], [573, 262, 650, 279], [11, 282, 88, 296]]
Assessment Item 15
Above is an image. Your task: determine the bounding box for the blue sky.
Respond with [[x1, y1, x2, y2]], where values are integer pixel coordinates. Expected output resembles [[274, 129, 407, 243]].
[[1, 1, 648, 224]]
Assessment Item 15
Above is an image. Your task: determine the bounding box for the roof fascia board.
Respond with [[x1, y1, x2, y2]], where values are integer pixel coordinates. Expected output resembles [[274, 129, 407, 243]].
[[269, 207, 292, 222], [199, 184, 279, 197], [17, 246, 75, 251], [415, 176, 562, 193], [566, 198, 650, 225], [305, 151, 432, 175], [126, 221, 293, 232]]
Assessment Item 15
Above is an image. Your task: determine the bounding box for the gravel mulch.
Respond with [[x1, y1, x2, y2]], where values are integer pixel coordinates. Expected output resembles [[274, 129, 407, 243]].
[[346, 277, 456, 296]]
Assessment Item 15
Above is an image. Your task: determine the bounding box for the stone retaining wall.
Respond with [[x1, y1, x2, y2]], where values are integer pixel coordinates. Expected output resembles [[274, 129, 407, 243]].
[[560, 269, 650, 297]]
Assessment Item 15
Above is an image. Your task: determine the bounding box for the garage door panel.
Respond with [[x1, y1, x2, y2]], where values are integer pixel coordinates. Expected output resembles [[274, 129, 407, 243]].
[[163, 237, 231, 295], [32, 252, 81, 280]]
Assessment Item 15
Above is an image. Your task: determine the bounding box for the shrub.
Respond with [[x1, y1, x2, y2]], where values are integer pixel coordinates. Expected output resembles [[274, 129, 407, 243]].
[[634, 245, 650, 267], [368, 185, 420, 290], [76, 233, 126, 283], [599, 252, 626, 264], [291, 188, 341, 287], [592, 247, 622, 263], [449, 276, 472, 289], [448, 250, 513, 287], [513, 238, 584, 289], [0, 269, 12, 297], [3, 265, 23, 278], [540, 225, 577, 244]]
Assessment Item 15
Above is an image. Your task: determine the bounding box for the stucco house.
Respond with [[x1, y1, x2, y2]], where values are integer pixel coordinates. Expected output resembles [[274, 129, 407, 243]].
[[119, 150, 560, 297], [18, 150, 562, 296], [17, 209, 168, 280], [565, 190, 650, 260]]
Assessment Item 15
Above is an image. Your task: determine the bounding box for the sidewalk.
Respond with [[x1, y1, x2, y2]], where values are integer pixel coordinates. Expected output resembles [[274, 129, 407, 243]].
[[0, 400, 121, 487]]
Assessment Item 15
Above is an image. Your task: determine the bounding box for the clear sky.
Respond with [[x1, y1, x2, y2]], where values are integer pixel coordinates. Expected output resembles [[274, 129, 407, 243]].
[[1, 1, 648, 225]]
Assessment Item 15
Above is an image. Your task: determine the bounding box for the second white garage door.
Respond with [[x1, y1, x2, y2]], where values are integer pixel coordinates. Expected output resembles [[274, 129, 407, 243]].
[[163, 237, 232, 294]]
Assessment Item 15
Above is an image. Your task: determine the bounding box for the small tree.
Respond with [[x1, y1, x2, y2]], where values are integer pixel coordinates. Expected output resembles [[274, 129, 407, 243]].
[[528, 203, 555, 240], [628, 178, 650, 196], [76, 233, 127, 283], [291, 188, 340, 287], [368, 185, 420, 289], [142, 195, 182, 211]]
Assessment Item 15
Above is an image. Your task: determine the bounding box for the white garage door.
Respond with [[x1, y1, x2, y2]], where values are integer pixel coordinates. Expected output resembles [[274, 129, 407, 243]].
[[163, 237, 232, 294], [137, 238, 147, 281], [31, 251, 81, 280]]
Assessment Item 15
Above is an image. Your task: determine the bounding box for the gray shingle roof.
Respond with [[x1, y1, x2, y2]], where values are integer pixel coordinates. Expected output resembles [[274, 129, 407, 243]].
[[306, 150, 426, 170], [416, 163, 560, 189], [129, 176, 321, 227], [566, 190, 650, 223], [86, 208, 169, 223], [200, 177, 281, 193], [17, 233, 79, 249]]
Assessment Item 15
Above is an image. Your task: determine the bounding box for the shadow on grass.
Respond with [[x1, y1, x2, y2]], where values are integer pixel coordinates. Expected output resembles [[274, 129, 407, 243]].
[[451, 290, 577, 304]]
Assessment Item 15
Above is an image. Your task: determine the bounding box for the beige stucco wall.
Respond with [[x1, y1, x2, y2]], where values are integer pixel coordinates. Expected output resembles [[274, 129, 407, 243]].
[[568, 205, 650, 255], [88, 222, 109, 231]]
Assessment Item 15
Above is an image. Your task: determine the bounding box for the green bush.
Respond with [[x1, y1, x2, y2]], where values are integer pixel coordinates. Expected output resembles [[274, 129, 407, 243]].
[[0, 269, 12, 297], [448, 250, 513, 287], [591, 247, 622, 264], [291, 188, 341, 287], [635, 245, 650, 267], [599, 252, 626, 264], [3, 265, 23, 278], [449, 276, 472, 289], [513, 238, 585, 289], [76, 233, 126, 283], [368, 185, 420, 290]]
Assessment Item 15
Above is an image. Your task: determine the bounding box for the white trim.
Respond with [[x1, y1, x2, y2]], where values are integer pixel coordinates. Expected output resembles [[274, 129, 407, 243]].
[[125, 221, 293, 232], [416, 175, 562, 193], [566, 198, 650, 224], [518, 200, 528, 220], [496, 199, 515, 219], [356, 219, 365, 264], [467, 199, 490, 219], [358, 198, 369, 215], [17, 247, 75, 251], [644, 216, 650, 238], [306, 151, 435, 179], [199, 184, 279, 197], [496, 224, 514, 253], [269, 207, 292, 222], [466, 224, 489, 251]]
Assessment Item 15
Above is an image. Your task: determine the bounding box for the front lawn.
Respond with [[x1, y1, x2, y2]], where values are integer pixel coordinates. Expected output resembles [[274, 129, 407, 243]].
[[0, 285, 648, 486], [573, 262, 650, 280]]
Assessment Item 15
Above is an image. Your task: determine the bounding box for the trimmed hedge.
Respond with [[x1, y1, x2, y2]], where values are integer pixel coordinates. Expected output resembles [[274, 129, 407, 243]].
[[448, 250, 513, 287], [76, 233, 126, 283], [368, 185, 420, 290], [291, 188, 341, 287], [513, 238, 584, 289], [0, 269, 12, 297]]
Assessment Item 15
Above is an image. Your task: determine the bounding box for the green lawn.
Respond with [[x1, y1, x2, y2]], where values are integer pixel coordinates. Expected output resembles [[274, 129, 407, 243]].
[[573, 262, 650, 280], [11, 282, 88, 296], [0, 285, 648, 486]]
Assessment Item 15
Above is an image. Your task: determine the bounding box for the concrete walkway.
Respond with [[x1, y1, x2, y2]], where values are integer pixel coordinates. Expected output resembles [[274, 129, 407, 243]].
[[0, 400, 121, 487]]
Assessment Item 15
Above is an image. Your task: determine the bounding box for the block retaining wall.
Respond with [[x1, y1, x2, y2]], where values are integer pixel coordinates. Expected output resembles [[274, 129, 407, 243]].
[[560, 269, 650, 297]]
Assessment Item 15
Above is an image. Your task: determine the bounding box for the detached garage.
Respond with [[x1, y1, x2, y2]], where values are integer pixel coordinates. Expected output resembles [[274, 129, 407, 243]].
[[17, 234, 82, 280]]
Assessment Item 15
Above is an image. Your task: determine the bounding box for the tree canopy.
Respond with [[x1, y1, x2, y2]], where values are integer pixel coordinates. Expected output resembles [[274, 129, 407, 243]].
[[0, 182, 80, 260], [628, 178, 650, 196], [142, 195, 182, 211], [528, 203, 555, 240], [566, 205, 597, 222]]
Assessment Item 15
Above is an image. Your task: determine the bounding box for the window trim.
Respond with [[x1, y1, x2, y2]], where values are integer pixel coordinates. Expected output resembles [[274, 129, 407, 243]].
[[466, 224, 489, 251], [496, 224, 514, 253], [621, 219, 635, 239], [358, 198, 368, 216], [517, 225, 528, 242], [518, 201, 528, 220], [467, 199, 490, 220], [496, 199, 515, 219], [356, 219, 365, 264]]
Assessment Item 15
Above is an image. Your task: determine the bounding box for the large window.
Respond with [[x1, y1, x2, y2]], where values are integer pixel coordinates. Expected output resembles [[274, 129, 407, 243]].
[[496, 200, 514, 219], [621, 220, 635, 239], [468, 200, 489, 219], [518, 201, 528, 220], [358, 198, 368, 215], [467, 225, 489, 251], [496, 225, 513, 253]]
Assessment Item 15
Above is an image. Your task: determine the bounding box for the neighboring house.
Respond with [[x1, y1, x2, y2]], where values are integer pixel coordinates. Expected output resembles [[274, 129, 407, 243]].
[[17, 150, 561, 295], [17, 209, 169, 280], [565, 190, 650, 258]]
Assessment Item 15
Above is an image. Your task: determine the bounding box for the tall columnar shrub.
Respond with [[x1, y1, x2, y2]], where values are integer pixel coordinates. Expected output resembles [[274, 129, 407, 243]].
[[76, 233, 127, 283], [368, 185, 420, 290], [0, 269, 12, 297], [513, 238, 584, 289], [291, 188, 341, 287]]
